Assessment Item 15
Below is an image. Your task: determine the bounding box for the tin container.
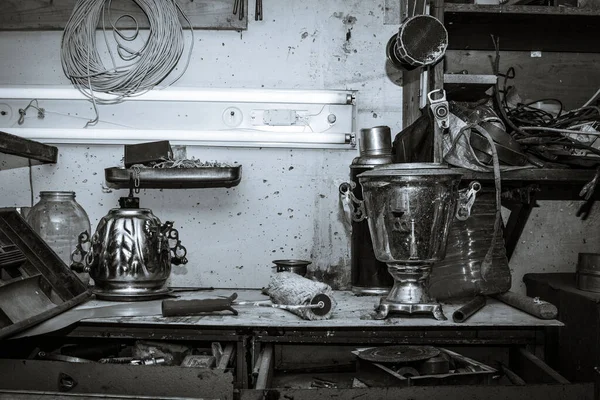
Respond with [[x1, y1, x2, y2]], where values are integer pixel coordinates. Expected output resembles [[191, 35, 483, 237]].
[[350, 126, 394, 295], [577, 253, 600, 293], [272, 259, 311, 277]]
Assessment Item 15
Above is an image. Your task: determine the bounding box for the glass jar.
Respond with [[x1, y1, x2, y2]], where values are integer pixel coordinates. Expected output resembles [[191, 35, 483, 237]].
[[26, 191, 91, 285]]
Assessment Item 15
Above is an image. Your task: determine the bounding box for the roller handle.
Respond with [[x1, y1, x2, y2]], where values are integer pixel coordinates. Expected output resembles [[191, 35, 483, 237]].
[[162, 293, 238, 317], [493, 291, 558, 320]]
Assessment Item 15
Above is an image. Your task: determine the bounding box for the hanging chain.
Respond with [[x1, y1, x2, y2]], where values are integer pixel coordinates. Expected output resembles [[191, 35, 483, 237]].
[[131, 165, 142, 194]]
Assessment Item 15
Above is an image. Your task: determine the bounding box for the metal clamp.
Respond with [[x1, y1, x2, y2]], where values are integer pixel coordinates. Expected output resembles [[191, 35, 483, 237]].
[[339, 181, 367, 222], [456, 181, 481, 221], [428, 89, 450, 129]]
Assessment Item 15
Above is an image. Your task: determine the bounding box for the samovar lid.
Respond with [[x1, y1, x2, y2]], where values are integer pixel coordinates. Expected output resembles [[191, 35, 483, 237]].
[[358, 163, 462, 177]]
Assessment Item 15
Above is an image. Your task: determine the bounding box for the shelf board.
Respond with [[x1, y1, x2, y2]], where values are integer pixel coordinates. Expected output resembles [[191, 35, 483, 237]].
[[445, 4, 600, 16], [0, 130, 57, 164], [456, 167, 596, 182], [444, 74, 497, 101], [444, 4, 600, 52], [105, 166, 242, 189], [453, 167, 599, 200], [0, 0, 248, 31]]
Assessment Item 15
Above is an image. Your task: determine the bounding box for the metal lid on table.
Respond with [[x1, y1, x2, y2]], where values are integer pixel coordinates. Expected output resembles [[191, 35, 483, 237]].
[[358, 163, 463, 178]]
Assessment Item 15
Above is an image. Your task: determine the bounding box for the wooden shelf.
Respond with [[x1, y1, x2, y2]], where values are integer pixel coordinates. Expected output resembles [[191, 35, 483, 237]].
[[0, 130, 57, 164], [444, 4, 600, 52], [453, 168, 599, 200], [444, 73, 497, 101], [445, 4, 600, 16], [0, 0, 248, 31], [457, 167, 597, 183]]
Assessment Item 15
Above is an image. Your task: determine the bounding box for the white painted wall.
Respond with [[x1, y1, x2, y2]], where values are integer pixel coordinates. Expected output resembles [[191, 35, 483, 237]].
[[0, 0, 402, 290], [0, 0, 597, 293]]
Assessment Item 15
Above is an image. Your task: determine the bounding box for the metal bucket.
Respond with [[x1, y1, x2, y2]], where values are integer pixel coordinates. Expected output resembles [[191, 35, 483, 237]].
[[387, 15, 448, 71], [577, 253, 600, 293]]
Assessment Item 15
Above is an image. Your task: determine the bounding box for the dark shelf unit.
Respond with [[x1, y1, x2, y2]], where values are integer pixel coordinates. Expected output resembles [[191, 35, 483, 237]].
[[444, 4, 600, 52]]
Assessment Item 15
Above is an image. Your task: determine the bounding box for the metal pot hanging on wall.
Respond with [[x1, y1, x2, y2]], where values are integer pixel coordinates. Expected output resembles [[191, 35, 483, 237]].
[[387, 14, 448, 71]]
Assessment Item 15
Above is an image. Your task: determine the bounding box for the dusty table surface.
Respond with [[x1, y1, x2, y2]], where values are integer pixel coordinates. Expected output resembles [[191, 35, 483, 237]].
[[75, 289, 563, 328]]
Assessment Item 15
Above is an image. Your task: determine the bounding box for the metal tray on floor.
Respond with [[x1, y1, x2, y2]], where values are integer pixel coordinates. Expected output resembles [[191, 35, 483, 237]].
[[105, 166, 242, 189]]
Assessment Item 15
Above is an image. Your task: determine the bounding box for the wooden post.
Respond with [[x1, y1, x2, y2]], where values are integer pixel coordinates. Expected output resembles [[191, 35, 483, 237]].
[[430, 0, 445, 163]]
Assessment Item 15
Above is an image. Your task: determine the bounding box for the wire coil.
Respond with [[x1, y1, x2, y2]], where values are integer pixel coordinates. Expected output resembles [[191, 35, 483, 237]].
[[61, 0, 193, 125]]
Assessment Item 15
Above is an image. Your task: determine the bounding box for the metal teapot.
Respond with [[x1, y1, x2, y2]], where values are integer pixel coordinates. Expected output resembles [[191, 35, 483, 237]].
[[71, 195, 187, 301]]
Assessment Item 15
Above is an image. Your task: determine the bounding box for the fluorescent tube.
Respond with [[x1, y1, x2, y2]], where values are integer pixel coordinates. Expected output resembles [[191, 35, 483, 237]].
[[0, 86, 355, 105], [3, 128, 353, 148]]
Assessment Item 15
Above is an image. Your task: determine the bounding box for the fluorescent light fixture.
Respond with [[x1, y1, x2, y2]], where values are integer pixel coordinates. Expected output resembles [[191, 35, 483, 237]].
[[3, 128, 354, 148], [0, 86, 357, 148], [0, 86, 355, 105]]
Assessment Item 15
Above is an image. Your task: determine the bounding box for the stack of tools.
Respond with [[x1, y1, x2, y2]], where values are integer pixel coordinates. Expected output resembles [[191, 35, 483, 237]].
[[264, 272, 336, 321], [354, 345, 496, 387]]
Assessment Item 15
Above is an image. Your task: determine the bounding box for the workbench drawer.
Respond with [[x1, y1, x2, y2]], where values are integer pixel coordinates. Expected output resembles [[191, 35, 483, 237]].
[[0, 340, 236, 399], [241, 344, 594, 400]]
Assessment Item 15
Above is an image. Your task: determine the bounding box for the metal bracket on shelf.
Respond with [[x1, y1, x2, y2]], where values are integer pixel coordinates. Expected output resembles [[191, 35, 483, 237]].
[[428, 89, 450, 130]]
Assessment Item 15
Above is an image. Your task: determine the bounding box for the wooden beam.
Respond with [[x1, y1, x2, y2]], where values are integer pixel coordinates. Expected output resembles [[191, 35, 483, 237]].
[[253, 344, 274, 390], [240, 384, 594, 400], [0, 131, 57, 164], [402, 69, 422, 129], [430, 0, 445, 163], [509, 347, 570, 384], [0, 0, 248, 31]]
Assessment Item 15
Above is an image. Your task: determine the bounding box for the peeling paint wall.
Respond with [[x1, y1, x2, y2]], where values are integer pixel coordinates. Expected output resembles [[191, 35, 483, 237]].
[[0, 0, 597, 294], [0, 0, 402, 290], [509, 200, 600, 294]]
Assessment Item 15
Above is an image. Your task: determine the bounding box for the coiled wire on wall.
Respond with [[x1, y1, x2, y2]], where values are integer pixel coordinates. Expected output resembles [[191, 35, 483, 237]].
[[61, 0, 194, 126]]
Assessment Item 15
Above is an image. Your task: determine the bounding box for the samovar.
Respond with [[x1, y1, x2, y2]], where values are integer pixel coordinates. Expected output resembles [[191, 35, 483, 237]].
[[71, 194, 187, 301], [357, 163, 478, 320]]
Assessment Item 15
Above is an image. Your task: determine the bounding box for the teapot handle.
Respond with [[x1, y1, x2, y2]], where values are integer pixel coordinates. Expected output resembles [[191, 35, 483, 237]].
[[163, 222, 188, 265], [70, 230, 92, 273]]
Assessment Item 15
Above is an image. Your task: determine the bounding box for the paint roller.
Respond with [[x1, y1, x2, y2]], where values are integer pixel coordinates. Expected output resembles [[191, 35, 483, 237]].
[[264, 272, 336, 321]]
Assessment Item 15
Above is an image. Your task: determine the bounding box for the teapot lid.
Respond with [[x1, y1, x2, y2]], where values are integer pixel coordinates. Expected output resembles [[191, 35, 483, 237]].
[[119, 196, 140, 209]]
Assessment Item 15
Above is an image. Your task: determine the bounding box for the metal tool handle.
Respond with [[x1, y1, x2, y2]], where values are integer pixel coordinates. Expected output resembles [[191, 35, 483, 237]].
[[339, 181, 367, 222], [456, 181, 481, 221], [236, 300, 325, 310], [162, 293, 239, 316]]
